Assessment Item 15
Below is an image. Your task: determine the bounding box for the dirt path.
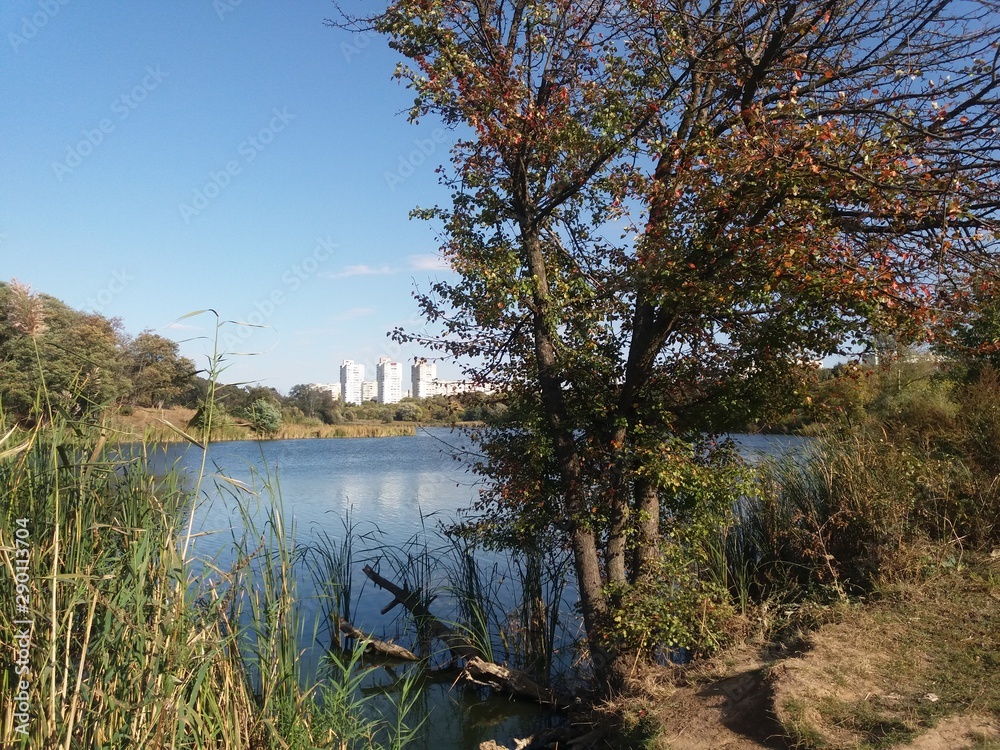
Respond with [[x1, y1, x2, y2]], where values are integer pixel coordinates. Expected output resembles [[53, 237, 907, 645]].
[[643, 562, 1000, 750], [645, 649, 999, 750]]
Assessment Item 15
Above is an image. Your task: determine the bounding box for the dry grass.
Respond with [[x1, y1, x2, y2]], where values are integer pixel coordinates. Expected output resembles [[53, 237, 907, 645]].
[[772, 547, 1000, 749], [108, 406, 416, 442], [0, 413, 423, 749], [595, 546, 1000, 750]]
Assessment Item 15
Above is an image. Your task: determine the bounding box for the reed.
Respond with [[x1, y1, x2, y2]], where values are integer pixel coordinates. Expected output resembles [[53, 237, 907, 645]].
[[0, 411, 424, 748], [350, 518, 573, 680], [0, 309, 423, 749]]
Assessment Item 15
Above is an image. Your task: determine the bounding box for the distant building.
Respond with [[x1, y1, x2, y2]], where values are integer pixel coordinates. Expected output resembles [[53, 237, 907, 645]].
[[376, 357, 403, 404], [312, 382, 342, 401], [361, 380, 377, 402], [411, 358, 437, 399], [340, 360, 365, 405]]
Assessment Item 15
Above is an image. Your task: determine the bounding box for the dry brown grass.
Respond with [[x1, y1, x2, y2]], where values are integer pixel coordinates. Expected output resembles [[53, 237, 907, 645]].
[[772, 548, 1000, 749], [108, 406, 417, 442], [595, 546, 1000, 750]]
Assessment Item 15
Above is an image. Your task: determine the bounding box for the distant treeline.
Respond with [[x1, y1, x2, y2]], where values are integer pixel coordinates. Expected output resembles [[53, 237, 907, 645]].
[[1, 281, 196, 419], [11, 280, 993, 437], [0, 281, 504, 429]]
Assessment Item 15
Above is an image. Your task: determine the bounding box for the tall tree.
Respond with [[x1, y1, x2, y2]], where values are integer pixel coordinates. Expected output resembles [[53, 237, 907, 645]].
[[1, 281, 128, 418], [123, 331, 197, 408], [358, 0, 1000, 689], [287, 383, 341, 423]]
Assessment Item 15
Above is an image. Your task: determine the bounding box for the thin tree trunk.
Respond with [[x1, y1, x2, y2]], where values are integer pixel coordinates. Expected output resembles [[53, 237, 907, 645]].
[[520, 224, 620, 689], [632, 476, 660, 585], [606, 497, 629, 586]]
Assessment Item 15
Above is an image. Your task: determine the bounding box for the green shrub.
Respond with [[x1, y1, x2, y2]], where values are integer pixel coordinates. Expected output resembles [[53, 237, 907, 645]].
[[605, 439, 751, 656], [245, 398, 282, 435]]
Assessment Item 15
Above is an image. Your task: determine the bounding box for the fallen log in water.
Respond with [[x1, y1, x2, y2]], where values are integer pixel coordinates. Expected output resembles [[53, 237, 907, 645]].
[[360, 564, 567, 708], [461, 656, 563, 707], [361, 564, 482, 661], [338, 620, 419, 661]]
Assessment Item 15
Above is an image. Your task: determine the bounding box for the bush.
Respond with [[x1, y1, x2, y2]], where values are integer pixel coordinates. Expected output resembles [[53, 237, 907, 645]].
[[605, 439, 752, 656], [246, 398, 282, 435], [394, 403, 423, 422]]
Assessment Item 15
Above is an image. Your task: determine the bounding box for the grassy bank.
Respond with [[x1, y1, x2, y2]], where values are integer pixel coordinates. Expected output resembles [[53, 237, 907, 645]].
[[621, 547, 1000, 750], [607, 365, 1000, 750], [774, 549, 1000, 749], [109, 406, 418, 442]]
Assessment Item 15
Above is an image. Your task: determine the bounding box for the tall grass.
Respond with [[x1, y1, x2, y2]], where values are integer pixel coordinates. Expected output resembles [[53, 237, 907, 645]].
[[715, 434, 919, 604], [0, 397, 421, 746], [717, 415, 999, 615], [133, 421, 418, 443], [109, 408, 417, 444], [0, 414, 250, 747]]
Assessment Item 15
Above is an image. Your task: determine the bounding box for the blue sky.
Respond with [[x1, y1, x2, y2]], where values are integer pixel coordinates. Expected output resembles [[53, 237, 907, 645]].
[[1, 1, 460, 392]]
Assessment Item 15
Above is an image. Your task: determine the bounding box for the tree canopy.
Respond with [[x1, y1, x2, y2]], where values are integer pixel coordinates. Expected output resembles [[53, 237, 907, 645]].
[[359, 0, 1000, 689], [0, 280, 196, 420]]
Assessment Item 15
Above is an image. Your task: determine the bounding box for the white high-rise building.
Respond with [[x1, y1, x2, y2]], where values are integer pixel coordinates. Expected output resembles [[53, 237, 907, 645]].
[[411, 358, 437, 399], [376, 357, 403, 404], [360, 380, 377, 402], [340, 360, 365, 405]]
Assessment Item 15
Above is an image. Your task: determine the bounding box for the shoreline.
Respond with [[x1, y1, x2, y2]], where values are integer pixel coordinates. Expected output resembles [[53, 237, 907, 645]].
[[106, 406, 479, 444]]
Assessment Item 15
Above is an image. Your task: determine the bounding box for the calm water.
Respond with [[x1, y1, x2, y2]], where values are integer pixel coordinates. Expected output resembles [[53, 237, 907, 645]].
[[161, 428, 554, 749], [157, 428, 805, 748]]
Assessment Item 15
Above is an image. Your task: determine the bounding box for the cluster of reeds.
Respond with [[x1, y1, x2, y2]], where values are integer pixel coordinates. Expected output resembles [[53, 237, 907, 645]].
[[0, 407, 421, 749], [121, 419, 417, 444], [336, 520, 574, 681], [711, 410, 1000, 622]]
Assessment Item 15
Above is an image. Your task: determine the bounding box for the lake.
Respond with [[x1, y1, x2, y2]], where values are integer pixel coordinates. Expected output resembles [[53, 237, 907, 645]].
[[158, 428, 806, 749]]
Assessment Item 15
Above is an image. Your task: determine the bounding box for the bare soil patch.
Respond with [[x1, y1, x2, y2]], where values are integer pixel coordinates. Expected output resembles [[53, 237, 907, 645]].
[[597, 556, 1000, 750], [895, 715, 1000, 750]]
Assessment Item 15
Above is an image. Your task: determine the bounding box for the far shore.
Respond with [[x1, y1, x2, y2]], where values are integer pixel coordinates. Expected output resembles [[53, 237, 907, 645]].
[[107, 406, 478, 443]]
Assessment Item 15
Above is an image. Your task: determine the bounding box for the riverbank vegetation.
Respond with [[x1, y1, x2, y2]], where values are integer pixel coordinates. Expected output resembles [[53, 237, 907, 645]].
[[109, 405, 419, 442], [0, 402, 424, 748], [0, 280, 493, 442], [3, 292, 999, 748], [3, 335, 998, 748]]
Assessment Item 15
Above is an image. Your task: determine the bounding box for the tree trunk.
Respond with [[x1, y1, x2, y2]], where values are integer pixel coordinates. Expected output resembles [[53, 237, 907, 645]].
[[519, 224, 621, 690], [632, 476, 660, 585]]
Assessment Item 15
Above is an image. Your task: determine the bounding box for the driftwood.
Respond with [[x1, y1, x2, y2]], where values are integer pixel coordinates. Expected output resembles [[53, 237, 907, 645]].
[[361, 564, 482, 661], [338, 620, 419, 661], [360, 565, 567, 709], [462, 657, 562, 707]]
